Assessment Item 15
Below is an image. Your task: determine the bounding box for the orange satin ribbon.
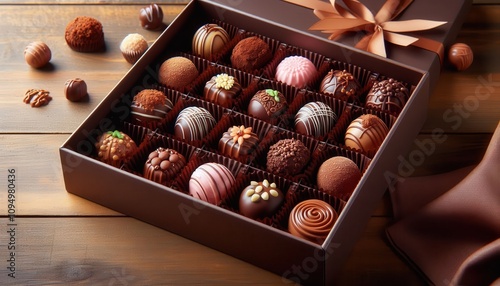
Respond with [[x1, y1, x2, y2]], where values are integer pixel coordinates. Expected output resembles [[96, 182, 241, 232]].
[[284, 0, 447, 64]]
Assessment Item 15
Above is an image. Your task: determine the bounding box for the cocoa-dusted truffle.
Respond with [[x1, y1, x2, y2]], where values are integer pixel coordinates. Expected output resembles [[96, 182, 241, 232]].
[[448, 43, 473, 71], [267, 138, 310, 177], [345, 114, 389, 156], [144, 147, 186, 185], [247, 89, 287, 123], [64, 78, 88, 102], [65, 16, 105, 52], [295, 101, 337, 137], [239, 179, 284, 219], [275, 56, 317, 88], [158, 56, 198, 90], [174, 106, 216, 141], [192, 24, 230, 59], [189, 162, 235, 205], [365, 78, 409, 115], [288, 199, 338, 244], [24, 41, 51, 68], [317, 156, 362, 201], [204, 73, 242, 108], [230, 36, 272, 73], [219, 125, 259, 160], [319, 70, 361, 102], [95, 130, 138, 167], [130, 89, 173, 126], [139, 3, 163, 30], [120, 33, 148, 64]]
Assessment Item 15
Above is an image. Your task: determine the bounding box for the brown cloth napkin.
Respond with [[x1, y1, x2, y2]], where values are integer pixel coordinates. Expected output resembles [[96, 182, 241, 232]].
[[386, 121, 500, 286]]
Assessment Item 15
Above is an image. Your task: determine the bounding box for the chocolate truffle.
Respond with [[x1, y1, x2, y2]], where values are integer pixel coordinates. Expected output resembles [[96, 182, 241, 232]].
[[319, 70, 361, 102], [344, 114, 389, 155], [144, 147, 187, 185], [95, 130, 138, 167], [267, 138, 310, 177], [120, 33, 148, 64], [219, 125, 259, 160], [239, 179, 284, 219], [295, 101, 337, 137], [64, 78, 88, 102], [65, 16, 105, 52], [247, 89, 287, 123], [189, 162, 235, 205], [24, 41, 51, 68], [275, 56, 317, 88], [230, 36, 272, 73], [174, 106, 217, 141], [288, 199, 338, 244], [204, 73, 242, 108], [448, 43, 473, 71], [130, 89, 173, 126], [139, 3, 163, 30], [192, 24, 230, 59], [316, 156, 362, 201], [158, 56, 198, 90], [365, 78, 409, 115]]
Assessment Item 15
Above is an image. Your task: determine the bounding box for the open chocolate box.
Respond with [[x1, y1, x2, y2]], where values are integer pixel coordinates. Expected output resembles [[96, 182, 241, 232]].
[[59, 0, 472, 284]]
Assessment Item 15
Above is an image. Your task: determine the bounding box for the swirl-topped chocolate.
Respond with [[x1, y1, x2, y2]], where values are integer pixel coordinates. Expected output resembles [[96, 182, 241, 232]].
[[247, 89, 287, 123], [288, 199, 338, 244]]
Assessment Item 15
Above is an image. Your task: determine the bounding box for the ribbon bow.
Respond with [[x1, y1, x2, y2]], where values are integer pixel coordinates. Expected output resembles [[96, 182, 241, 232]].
[[284, 0, 447, 62]]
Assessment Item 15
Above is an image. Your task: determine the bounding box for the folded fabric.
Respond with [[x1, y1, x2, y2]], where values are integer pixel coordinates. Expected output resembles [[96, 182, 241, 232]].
[[386, 121, 500, 286]]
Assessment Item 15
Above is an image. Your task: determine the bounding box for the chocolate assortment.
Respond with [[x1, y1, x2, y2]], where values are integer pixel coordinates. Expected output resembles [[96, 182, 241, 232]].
[[82, 19, 411, 244]]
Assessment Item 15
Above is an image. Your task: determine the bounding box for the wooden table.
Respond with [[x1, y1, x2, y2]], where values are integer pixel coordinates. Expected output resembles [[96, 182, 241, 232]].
[[0, 1, 498, 285]]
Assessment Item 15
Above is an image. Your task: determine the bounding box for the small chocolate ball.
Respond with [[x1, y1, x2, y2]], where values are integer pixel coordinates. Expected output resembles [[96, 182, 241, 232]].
[[64, 78, 88, 102], [24, 41, 51, 68], [239, 179, 284, 219], [139, 3, 163, 30], [448, 43, 473, 71]]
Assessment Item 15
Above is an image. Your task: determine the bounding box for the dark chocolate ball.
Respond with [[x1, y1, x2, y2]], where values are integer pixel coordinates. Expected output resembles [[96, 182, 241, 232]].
[[230, 36, 272, 73], [139, 3, 163, 30], [317, 156, 362, 201], [144, 147, 187, 186], [345, 114, 389, 156], [239, 179, 284, 219], [266, 138, 310, 177], [319, 70, 360, 102], [247, 89, 287, 123], [174, 107, 216, 141], [204, 73, 242, 108], [365, 78, 409, 115], [295, 101, 337, 137], [219, 125, 259, 160], [64, 78, 88, 102]]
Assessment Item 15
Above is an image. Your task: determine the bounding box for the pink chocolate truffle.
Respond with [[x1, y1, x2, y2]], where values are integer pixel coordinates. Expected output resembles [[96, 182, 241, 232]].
[[275, 56, 317, 88], [189, 162, 235, 205]]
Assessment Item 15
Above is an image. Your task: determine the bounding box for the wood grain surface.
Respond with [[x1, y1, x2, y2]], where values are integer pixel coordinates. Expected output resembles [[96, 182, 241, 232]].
[[0, 1, 499, 285]]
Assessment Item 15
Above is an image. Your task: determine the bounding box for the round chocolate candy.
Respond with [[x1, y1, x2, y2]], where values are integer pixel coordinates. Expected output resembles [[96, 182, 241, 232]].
[[344, 114, 389, 156], [275, 56, 317, 88], [174, 106, 216, 141], [239, 179, 284, 219], [230, 36, 272, 73], [317, 156, 362, 201], [24, 41, 51, 68], [144, 147, 186, 185], [204, 73, 242, 108], [295, 101, 337, 137], [189, 162, 235, 205], [219, 125, 259, 160], [64, 78, 88, 102], [448, 43, 473, 71], [130, 89, 173, 126], [139, 3, 163, 30], [365, 78, 409, 115], [319, 70, 361, 102], [266, 138, 310, 177], [192, 24, 230, 59], [158, 56, 199, 90], [95, 130, 138, 167], [247, 89, 287, 123], [288, 199, 338, 244]]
